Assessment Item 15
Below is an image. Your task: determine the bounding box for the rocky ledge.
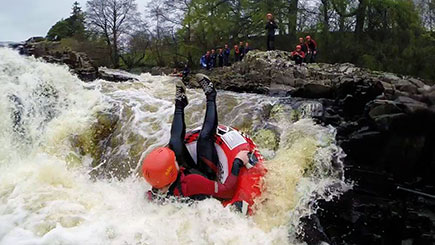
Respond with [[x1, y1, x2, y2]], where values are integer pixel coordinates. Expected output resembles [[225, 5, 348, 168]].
[[18, 37, 99, 81], [202, 50, 435, 245]]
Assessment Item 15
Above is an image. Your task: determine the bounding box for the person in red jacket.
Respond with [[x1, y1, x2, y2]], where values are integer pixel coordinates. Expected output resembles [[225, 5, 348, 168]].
[[234, 45, 241, 63], [291, 45, 305, 65], [305, 35, 318, 63], [142, 74, 250, 201]]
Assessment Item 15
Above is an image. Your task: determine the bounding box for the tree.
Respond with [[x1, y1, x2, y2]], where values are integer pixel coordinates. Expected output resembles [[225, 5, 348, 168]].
[[47, 19, 73, 40], [416, 0, 435, 31], [46, 1, 85, 41], [86, 0, 140, 68], [355, 0, 367, 35], [288, 0, 299, 39], [120, 30, 150, 69]]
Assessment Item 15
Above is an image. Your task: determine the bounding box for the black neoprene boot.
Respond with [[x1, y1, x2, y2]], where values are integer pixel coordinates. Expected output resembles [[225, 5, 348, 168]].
[[175, 79, 188, 108]]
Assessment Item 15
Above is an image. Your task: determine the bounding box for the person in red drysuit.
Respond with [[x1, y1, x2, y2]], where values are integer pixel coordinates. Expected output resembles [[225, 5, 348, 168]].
[[142, 74, 250, 201]]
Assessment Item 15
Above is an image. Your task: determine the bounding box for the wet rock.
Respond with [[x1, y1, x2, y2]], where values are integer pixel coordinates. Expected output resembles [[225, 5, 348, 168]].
[[71, 108, 120, 176], [424, 90, 435, 105], [395, 79, 419, 94], [291, 83, 333, 99], [252, 128, 280, 152], [366, 100, 403, 119], [299, 215, 332, 245], [395, 96, 429, 114], [408, 78, 427, 88], [296, 101, 324, 119], [98, 67, 140, 82], [382, 73, 402, 83]]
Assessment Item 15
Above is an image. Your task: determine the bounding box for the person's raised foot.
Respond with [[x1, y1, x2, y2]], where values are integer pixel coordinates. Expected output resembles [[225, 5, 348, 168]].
[[195, 73, 215, 95], [175, 80, 188, 107]]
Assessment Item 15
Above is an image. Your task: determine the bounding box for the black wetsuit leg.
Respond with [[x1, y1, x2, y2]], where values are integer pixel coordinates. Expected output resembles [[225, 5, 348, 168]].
[[267, 35, 275, 51], [295, 55, 303, 65], [169, 101, 195, 169], [310, 51, 317, 63], [197, 90, 219, 180]]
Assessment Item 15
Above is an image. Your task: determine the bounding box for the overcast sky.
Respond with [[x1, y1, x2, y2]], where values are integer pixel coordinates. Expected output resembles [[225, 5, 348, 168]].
[[0, 0, 149, 42]]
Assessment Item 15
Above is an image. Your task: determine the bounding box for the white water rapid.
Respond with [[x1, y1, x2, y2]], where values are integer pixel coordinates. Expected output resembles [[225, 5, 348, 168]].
[[0, 48, 350, 245]]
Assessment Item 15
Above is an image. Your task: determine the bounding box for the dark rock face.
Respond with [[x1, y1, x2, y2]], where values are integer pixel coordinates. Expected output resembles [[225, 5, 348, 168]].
[[204, 50, 435, 244], [18, 38, 98, 81]]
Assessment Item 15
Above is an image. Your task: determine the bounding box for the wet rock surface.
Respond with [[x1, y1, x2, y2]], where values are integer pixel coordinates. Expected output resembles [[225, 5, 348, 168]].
[[203, 50, 435, 244], [98, 67, 140, 82]]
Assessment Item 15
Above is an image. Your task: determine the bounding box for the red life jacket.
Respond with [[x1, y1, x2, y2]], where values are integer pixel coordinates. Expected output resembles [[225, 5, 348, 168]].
[[183, 125, 267, 215]]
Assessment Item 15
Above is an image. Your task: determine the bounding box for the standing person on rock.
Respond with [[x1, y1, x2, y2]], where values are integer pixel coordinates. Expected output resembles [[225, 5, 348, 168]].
[[244, 42, 251, 56], [234, 45, 241, 63], [239, 42, 245, 61], [265, 13, 278, 51], [305, 36, 318, 63], [223, 44, 231, 66], [218, 49, 224, 67], [211, 49, 217, 68]]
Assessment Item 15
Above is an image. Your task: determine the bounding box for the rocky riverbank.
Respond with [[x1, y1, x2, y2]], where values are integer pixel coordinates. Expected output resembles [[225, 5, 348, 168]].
[[205, 51, 435, 244]]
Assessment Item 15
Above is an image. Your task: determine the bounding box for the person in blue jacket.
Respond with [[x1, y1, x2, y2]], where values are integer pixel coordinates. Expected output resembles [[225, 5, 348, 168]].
[[200, 51, 212, 70]]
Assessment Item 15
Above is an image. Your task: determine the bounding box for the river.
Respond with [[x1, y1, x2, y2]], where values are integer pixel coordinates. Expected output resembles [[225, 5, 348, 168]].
[[0, 48, 349, 245]]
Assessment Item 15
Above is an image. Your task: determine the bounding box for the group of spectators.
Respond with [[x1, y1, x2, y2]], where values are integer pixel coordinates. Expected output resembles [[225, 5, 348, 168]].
[[198, 13, 318, 70], [290, 35, 318, 65], [266, 12, 319, 65], [200, 42, 252, 70]]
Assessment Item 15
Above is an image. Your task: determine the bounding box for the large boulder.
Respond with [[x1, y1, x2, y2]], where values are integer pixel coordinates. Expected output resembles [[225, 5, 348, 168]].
[[207, 50, 430, 104], [291, 83, 333, 99]]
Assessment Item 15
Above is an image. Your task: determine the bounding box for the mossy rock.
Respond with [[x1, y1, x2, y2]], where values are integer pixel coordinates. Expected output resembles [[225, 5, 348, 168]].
[[71, 109, 119, 167], [252, 129, 280, 152]]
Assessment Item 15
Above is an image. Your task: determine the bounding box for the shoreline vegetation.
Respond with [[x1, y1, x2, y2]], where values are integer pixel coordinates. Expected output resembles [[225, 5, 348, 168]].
[[17, 0, 435, 81]]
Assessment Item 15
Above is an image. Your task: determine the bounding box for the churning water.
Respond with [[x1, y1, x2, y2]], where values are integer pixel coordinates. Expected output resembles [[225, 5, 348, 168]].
[[0, 48, 350, 245]]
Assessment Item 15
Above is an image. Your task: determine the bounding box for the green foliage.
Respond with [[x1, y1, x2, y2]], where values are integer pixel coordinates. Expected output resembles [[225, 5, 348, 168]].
[[46, 1, 85, 41], [47, 19, 73, 40]]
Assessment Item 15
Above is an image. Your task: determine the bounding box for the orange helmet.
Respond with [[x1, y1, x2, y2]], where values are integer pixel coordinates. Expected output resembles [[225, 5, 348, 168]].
[[306, 35, 311, 40], [296, 45, 302, 49], [141, 147, 179, 189]]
